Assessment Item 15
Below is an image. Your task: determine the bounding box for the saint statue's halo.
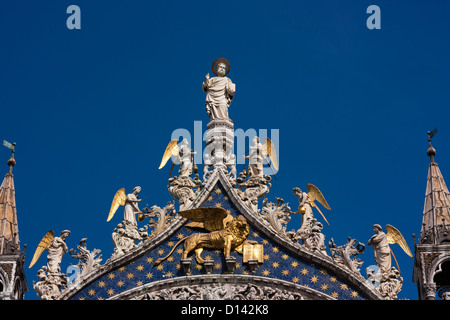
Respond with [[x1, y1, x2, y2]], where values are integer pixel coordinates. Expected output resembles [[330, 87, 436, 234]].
[[212, 58, 230, 76]]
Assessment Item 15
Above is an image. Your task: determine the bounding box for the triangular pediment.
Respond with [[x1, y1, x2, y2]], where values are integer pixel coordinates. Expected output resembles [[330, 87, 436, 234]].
[[61, 169, 381, 301]]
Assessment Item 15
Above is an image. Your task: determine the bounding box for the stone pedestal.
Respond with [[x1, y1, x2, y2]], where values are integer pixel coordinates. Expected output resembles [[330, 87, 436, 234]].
[[181, 259, 192, 275], [203, 260, 214, 275], [247, 259, 260, 273], [205, 120, 234, 170], [225, 257, 237, 274]]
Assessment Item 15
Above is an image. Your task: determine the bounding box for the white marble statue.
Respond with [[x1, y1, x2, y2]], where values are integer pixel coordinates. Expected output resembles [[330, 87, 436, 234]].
[[124, 186, 143, 226], [368, 224, 391, 273], [179, 138, 196, 177], [245, 136, 264, 178], [202, 59, 236, 122]]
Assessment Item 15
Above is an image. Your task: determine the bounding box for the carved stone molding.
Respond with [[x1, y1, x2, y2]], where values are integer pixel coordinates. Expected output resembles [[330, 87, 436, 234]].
[[111, 275, 332, 300]]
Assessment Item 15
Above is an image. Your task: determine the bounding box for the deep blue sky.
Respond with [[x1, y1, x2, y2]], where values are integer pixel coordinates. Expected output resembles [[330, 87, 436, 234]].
[[2, 1, 450, 300]]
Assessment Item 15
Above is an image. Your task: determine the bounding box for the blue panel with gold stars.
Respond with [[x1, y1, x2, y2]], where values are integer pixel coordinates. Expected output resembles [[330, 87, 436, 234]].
[[71, 183, 367, 300]]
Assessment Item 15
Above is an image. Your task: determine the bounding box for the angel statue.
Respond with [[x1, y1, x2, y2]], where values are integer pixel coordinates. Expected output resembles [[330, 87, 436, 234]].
[[202, 58, 236, 122], [292, 184, 331, 230], [368, 224, 413, 274], [244, 137, 278, 178], [159, 138, 197, 178], [107, 186, 143, 226], [154, 207, 251, 266], [29, 230, 70, 274], [29, 230, 71, 299]]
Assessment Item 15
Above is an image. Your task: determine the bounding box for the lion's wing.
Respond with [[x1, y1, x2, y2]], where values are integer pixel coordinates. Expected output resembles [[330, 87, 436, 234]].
[[180, 207, 231, 231]]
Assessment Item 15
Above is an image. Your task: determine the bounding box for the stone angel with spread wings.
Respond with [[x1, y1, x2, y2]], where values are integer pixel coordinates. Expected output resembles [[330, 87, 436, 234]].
[[159, 138, 196, 178], [28, 230, 71, 274], [154, 207, 250, 265], [368, 224, 413, 273], [107, 187, 143, 226], [293, 184, 331, 229], [244, 137, 278, 178]]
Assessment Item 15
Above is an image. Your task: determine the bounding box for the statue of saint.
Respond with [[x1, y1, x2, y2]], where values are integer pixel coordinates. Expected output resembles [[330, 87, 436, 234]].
[[202, 58, 236, 122]]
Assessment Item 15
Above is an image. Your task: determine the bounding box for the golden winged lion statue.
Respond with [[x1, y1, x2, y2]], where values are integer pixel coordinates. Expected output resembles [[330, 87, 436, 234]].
[[154, 207, 250, 265]]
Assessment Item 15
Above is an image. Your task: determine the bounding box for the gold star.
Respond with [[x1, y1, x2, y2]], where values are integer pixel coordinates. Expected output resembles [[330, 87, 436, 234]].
[[78, 297, 85, 300], [177, 248, 183, 254], [235, 262, 241, 269], [331, 292, 339, 298], [272, 247, 279, 253], [214, 263, 221, 270], [195, 264, 203, 270], [167, 241, 175, 247], [98, 281, 106, 288], [262, 239, 269, 245], [146, 257, 154, 264], [127, 273, 134, 279], [351, 291, 359, 298], [262, 269, 270, 276], [156, 264, 164, 271], [176, 264, 181, 270], [98, 297, 104, 301], [204, 255, 213, 260], [136, 265, 144, 271], [177, 233, 185, 239], [225, 209, 231, 214], [165, 271, 174, 278], [282, 269, 289, 276], [340, 284, 348, 290], [329, 276, 337, 283], [107, 273, 116, 280], [272, 262, 279, 268], [320, 269, 328, 275], [242, 270, 249, 275], [88, 289, 96, 296], [167, 256, 174, 262], [107, 289, 115, 296], [117, 280, 125, 287], [263, 254, 270, 260], [291, 261, 299, 268], [310, 276, 318, 283], [281, 254, 289, 260], [320, 284, 329, 291], [208, 196, 213, 201], [215, 188, 222, 194], [118, 267, 125, 272], [215, 202, 222, 208], [300, 268, 309, 275], [158, 249, 165, 255], [291, 277, 299, 283], [136, 281, 143, 286], [252, 232, 259, 238], [146, 272, 153, 279], [224, 196, 229, 200]]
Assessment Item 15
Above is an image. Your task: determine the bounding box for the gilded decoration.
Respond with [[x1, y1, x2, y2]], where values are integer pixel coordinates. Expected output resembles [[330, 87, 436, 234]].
[[69, 183, 367, 301]]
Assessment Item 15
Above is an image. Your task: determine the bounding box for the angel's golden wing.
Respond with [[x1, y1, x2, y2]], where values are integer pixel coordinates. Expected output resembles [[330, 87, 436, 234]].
[[159, 140, 180, 169], [306, 184, 331, 210], [107, 188, 127, 222], [180, 207, 233, 232], [28, 230, 54, 269], [262, 138, 278, 171], [385, 224, 413, 257]]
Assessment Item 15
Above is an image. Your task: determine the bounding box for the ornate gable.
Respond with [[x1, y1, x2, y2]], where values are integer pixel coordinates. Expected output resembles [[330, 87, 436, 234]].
[[61, 170, 380, 300]]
